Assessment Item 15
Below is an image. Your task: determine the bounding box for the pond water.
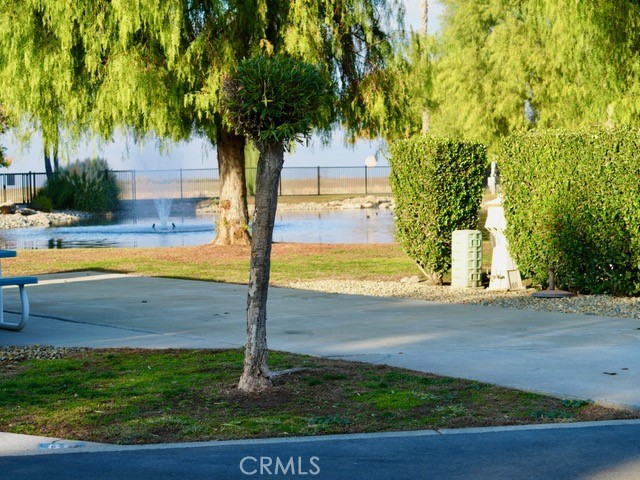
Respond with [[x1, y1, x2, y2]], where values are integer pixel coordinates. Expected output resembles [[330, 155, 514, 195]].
[[0, 200, 396, 249]]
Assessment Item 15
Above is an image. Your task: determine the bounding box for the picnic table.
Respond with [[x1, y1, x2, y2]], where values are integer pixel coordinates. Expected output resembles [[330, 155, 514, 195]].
[[0, 250, 38, 331]]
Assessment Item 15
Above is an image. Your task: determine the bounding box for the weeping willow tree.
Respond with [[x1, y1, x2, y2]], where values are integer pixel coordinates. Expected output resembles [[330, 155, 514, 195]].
[[430, 0, 640, 150], [183, 0, 405, 245], [343, 31, 432, 142], [0, 1, 95, 176], [0, 1, 191, 176], [0, 1, 404, 244]]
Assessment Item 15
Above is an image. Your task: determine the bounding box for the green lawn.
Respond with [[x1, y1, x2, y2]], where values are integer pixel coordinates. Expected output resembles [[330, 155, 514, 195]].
[[3, 243, 421, 285], [1, 349, 634, 444]]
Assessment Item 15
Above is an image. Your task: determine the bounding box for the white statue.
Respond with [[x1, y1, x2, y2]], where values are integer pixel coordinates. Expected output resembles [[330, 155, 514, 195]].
[[484, 196, 524, 290]]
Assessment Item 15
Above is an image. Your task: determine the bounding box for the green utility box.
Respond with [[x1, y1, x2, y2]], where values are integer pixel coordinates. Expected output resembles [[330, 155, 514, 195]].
[[451, 230, 483, 288]]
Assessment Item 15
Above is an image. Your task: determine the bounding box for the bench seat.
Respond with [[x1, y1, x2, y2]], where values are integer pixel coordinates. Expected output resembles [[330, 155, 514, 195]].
[[0, 276, 38, 287], [0, 276, 38, 331]]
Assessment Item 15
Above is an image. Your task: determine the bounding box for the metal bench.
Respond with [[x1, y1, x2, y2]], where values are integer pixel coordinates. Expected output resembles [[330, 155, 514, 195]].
[[0, 250, 38, 331], [0, 276, 39, 331]]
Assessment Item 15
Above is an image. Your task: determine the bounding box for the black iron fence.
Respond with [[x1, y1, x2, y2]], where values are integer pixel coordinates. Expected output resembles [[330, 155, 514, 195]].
[[0, 172, 48, 204], [0, 166, 392, 204]]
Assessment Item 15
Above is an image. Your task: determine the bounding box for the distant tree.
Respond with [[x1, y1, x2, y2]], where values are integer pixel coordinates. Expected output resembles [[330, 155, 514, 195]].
[[430, 0, 640, 149], [344, 32, 431, 142], [222, 55, 331, 392], [0, 1, 93, 177]]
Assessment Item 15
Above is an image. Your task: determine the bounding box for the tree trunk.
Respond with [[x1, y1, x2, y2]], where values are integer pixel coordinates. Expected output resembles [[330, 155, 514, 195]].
[[421, 0, 430, 134], [421, 0, 428, 35], [53, 142, 59, 172], [43, 140, 53, 180], [212, 120, 251, 246], [238, 142, 284, 393]]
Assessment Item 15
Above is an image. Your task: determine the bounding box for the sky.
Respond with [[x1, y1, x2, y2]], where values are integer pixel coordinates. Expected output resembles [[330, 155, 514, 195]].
[[0, 1, 444, 174]]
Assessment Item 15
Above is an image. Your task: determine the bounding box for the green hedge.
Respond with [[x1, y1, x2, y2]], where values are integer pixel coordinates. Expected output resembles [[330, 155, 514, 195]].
[[37, 158, 120, 213], [500, 130, 640, 295], [389, 136, 487, 283]]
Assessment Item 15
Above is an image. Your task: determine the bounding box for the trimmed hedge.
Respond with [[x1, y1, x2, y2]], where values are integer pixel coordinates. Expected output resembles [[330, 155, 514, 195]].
[[500, 130, 640, 295], [389, 136, 487, 282]]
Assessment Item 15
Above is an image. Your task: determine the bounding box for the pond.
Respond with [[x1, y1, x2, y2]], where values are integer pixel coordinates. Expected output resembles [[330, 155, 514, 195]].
[[0, 199, 396, 249]]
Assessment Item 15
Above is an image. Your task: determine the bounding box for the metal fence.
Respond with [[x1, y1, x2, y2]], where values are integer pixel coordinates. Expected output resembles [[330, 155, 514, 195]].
[[0, 166, 391, 204], [0, 172, 48, 204]]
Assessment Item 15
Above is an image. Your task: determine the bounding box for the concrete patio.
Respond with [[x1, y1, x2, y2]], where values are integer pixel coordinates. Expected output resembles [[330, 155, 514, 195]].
[[1, 271, 638, 409]]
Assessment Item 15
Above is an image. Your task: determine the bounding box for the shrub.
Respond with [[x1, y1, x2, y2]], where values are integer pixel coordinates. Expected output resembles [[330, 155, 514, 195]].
[[222, 54, 333, 147], [500, 129, 640, 295], [389, 136, 487, 283], [30, 194, 53, 212], [39, 158, 120, 213]]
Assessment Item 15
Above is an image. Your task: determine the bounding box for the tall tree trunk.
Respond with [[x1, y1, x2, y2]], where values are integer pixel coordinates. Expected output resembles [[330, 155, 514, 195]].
[[421, 0, 430, 134], [53, 142, 59, 172], [421, 0, 428, 34], [238, 142, 284, 393], [43, 143, 53, 180], [212, 119, 251, 246]]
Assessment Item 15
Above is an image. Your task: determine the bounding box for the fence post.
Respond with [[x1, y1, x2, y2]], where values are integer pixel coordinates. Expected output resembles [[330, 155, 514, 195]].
[[364, 166, 368, 195], [279, 172, 283, 196], [132, 170, 137, 202], [180, 169, 184, 200], [317, 166, 321, 195]]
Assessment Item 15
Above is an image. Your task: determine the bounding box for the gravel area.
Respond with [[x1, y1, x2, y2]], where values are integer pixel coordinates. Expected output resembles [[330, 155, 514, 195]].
[[285, 280, 640, 320], [0, 345, 88, 365]]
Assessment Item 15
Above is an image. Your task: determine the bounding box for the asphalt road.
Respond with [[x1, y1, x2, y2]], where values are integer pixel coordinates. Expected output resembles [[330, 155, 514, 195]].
[[4, 422, 640, 480]]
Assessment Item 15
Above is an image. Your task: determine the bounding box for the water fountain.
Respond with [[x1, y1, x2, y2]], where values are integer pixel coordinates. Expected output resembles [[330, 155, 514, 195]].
[[153, 197, 173, 230]]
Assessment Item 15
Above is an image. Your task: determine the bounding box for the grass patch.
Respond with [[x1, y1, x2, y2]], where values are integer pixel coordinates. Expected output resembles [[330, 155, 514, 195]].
[[3, 242, 497, 286], [2, 243, 420, 284], [0, 349, 636, 444]]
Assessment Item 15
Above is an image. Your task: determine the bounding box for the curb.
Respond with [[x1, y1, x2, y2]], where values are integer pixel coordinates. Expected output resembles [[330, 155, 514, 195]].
[[5, 418, 640, 457]]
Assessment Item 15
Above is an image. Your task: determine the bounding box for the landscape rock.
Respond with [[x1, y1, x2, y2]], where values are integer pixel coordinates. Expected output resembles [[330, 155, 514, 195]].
[[196, 196, 395, 215], [400, 275, 421, 284], [0, 203, 16, 214], [0, 210, 93, 229], [340, 202, 364, 210], [0, 345, 88, 365], [18, 207, 38, 216]]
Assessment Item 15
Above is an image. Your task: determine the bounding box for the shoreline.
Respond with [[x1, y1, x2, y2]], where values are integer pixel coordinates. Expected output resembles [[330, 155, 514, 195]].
[[196, 195, 394, 215], [0, 195, 394, 230], [0, 208, 95, 230]]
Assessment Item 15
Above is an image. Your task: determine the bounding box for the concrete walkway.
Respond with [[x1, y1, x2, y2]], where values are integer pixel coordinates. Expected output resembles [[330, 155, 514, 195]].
[[1, 271, 639, 410]]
